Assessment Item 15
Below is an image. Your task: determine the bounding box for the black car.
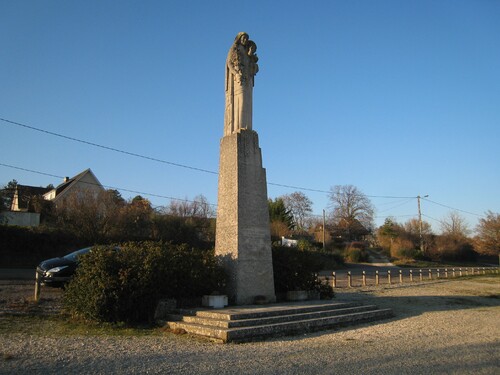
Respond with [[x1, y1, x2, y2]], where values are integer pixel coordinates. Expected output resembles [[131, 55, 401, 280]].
[[36, 247, 91, 287]]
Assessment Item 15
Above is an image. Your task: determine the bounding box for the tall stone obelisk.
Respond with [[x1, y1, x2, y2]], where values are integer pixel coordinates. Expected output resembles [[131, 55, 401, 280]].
[[215, 32, 276, 305]]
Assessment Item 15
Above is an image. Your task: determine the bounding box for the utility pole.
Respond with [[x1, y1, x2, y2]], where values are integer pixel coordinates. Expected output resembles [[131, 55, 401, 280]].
[[322, 209, 326, 251], [417, 195, 428, 253]]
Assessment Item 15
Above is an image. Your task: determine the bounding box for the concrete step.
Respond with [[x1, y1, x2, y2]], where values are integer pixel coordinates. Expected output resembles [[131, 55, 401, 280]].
[[178, 304, 380, 328], [166, 300, 394, 343], [174, 301, 361, 320]]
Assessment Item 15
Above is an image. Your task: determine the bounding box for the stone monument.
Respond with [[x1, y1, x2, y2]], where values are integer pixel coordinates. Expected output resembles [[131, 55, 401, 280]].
[[215, 32, 276, 305]]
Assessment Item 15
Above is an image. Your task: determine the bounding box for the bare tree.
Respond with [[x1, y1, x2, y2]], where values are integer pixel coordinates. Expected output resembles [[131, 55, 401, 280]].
[[403, 218, 433, 237], [55, 189, 121, 243], [328, 185, 375, 240], [191, 195, 216, 218], [167, 195, 215, 218], [281, 191, 313, 230], [168, 199, 192, 217], [440, 211, 471, 238]]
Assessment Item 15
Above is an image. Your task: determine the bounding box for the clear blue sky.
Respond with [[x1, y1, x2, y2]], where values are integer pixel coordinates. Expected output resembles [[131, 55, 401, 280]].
[[1, 0, 499, 233]]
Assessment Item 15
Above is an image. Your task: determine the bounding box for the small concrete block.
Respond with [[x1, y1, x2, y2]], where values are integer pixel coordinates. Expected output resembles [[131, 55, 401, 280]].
[[286, 291, 308, 301], [154, 299, 177, 320], [202, 295, 228, 309]]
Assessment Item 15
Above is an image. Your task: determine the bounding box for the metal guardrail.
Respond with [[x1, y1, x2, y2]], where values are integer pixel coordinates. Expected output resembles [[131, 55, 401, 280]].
[[319, 267, 499, 289]]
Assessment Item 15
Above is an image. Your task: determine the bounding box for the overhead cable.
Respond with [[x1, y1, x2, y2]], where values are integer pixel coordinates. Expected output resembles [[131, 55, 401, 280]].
[[1, 117, 415, 199]]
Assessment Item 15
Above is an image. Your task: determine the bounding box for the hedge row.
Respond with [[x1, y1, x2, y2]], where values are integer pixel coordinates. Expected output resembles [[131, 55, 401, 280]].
[[272, 245, 338, 298], [64, 243, 338, 324], [64, 242, 226, 323], [0, 216, 214, 268], [0, 225, 84, 268]]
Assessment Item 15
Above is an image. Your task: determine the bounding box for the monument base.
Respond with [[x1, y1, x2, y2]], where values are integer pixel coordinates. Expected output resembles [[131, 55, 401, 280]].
[[215, 130, 276, 305]]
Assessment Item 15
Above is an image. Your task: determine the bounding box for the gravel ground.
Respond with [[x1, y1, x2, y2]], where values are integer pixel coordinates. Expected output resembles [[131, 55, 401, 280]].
[[1, 276, 499, 374]]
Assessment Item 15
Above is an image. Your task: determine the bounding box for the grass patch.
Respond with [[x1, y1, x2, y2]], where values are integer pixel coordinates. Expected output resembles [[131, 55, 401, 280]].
[[451, 274, 500, 284], [0, 314, 162, 337], [463, 274, 500, 285], [393, 259, 498, 269]]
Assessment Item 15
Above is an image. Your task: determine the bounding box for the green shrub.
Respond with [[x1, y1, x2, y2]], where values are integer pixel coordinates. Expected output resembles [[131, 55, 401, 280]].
[[316, 281, 335, 299], [64, 242, 226, 323], [272, 245, 335, 298], [397, 247, 420, 260], [346, 248, 363, 262]]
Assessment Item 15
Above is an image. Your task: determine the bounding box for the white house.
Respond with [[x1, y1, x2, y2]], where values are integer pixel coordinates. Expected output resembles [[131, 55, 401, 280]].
[[43, 168, 104, 205], [2, 169, 104, 227]]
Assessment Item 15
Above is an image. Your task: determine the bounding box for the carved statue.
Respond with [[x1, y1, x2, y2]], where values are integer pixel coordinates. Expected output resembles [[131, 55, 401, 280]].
[[224, 32, 259, 136]]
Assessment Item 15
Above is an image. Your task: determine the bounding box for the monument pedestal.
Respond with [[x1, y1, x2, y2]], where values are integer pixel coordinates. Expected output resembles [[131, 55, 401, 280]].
[[215, 129, 276, 305]]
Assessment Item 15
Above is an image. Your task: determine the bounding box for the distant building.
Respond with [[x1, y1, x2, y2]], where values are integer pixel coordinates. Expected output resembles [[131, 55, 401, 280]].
[[2, 168, 104, 227], [43, 168, 104, 206], [281, 237, 298, 248], [10, 185, 52, 212]]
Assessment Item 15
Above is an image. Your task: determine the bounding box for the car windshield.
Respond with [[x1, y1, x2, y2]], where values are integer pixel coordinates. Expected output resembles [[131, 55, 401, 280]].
[[63, 247, 91, 262]]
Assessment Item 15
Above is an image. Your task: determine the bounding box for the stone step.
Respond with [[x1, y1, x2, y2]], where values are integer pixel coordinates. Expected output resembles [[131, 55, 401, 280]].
[[174, 301, 360, 321], [179, 304, 380, 328], [166, 301, 394, 343]]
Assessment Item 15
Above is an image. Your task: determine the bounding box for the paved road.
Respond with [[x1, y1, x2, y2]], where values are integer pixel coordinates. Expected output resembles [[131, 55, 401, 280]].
[[319, 262, 400, 276]]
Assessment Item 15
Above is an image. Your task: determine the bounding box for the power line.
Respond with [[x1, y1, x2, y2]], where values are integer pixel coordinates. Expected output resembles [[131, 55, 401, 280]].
[[422, 197, 483, 217], [1, 162, 490, 226], [1, 117, 416, 199], [377, 198, 415, 213], [422, 213, 441, 223], [266, 182, 329, 194], [0, 117, 218, 175], [0, 162, 217, 207], [374, 214, 416, 219], [1, 117, 490, 217]]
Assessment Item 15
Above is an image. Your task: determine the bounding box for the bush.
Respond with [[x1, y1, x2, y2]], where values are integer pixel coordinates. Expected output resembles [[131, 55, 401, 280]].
[[64, 242, 226, 323], [433, 235, 478, 262], [344, 242, 368, 263], [296, 239, 324, 252], [397, 247, 420, 260], [345, 248, 363, 262], [272, 245, 336, 298]]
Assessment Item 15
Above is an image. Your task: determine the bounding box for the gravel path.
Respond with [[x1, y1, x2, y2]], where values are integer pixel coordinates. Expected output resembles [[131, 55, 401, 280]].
[[1, 277, 499, 374]]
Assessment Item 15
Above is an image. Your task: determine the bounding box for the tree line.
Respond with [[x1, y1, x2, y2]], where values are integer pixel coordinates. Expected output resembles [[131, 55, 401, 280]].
[[269, 185, 499, 263], [1, 180, 499, 263]]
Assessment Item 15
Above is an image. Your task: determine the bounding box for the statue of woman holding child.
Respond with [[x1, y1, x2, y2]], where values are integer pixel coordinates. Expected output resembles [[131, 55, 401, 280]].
[[224, 32, 259, 136]]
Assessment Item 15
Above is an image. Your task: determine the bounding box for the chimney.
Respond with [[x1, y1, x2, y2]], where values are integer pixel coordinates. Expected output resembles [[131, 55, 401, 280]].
[[64, 177, 70, 183]]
